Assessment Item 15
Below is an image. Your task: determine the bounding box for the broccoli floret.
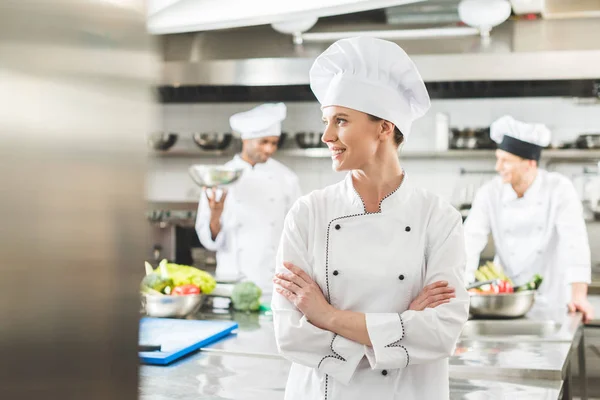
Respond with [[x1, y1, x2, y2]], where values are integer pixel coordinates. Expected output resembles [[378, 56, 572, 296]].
[[231, 282, 262, 312]]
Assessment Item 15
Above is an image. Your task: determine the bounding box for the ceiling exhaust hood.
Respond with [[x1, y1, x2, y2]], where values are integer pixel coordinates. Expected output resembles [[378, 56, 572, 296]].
[[155, 3, 600, 101]]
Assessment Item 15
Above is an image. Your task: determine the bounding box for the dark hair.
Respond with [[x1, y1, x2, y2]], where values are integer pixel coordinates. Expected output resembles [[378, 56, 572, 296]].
[[367, 114, 404, 146]]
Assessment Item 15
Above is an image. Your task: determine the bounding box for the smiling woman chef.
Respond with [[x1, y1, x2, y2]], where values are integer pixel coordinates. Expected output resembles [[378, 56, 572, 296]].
[[271, 37, 469, 400]]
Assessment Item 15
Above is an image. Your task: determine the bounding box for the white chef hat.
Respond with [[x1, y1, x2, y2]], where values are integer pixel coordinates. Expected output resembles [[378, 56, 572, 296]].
[[309, 36, 430, 139], [229, 103, 287, 140], [491, 115, 551, 161]]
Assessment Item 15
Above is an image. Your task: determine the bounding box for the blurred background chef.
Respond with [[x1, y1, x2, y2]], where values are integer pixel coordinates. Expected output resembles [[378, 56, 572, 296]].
[[464, 115, 594, 322], [195, 103, 302, 294]]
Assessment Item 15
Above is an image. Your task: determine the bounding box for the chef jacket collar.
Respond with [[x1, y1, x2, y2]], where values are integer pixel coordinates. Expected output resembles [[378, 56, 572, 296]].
[[345, 170, 411, 213], [501, 170, 543, 203]]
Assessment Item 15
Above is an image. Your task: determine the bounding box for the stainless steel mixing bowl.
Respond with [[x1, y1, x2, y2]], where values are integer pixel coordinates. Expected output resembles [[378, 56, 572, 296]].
[[469, 290, 536, 318], [188, 165, 244, 188], [142, 294, 204, 318]]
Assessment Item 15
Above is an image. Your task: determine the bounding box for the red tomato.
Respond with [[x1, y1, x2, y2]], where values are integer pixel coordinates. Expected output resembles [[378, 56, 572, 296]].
[[172, 284, 201, 295], [497, 281, 514, 293]]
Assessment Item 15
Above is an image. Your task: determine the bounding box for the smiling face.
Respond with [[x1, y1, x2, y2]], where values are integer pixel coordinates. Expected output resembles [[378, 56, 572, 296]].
[[321, 106, 395, 172], [494, 149, 537, 185]]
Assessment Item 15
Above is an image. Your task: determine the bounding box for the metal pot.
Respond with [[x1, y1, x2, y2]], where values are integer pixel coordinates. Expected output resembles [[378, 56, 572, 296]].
[[469, 290, 536, 319], [148, 132, 178, 151], [575, 134, 600, 149], [192, 132, 233, 151], [295, 132, 325, 149]]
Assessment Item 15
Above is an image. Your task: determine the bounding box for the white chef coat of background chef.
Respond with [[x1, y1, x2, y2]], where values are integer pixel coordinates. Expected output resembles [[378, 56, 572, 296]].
[[272, 37, 469, 400], [464, 116, 591, 308], [195, 103, 302, 294]]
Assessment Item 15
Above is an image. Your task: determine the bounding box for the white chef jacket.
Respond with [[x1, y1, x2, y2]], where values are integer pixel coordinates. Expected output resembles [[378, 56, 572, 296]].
[[195, 155, 302, 293], [272, 173, 469, 400], [464, 169, 591, 307]]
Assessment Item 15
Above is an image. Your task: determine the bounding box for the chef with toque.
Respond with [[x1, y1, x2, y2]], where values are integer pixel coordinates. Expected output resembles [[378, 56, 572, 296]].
[[195, 103, 302, 294], [464, 115, 594, 322], [271, 37, 469, 400]]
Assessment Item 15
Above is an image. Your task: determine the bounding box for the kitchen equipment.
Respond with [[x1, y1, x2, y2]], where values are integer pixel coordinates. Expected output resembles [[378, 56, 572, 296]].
[[148, 132, 178, 151], [188, 165, 244, 188], [142, 293, 205, 318], [138, 317, 238, 365], [575, 134, 600, 149], [278, 132, 288, 148], [469, 290, 536, 319], [295, 131, 325, 149], [192, 132, 233, 150], [450, 127, 496, 150]]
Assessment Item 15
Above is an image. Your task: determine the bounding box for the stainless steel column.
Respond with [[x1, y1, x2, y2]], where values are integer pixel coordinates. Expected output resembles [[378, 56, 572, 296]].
[[0, 1, 157, 398]]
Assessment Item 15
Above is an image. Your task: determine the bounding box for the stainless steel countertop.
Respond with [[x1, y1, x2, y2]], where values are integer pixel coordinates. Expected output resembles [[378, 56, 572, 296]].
[[139, 351, 562, 399], [139, 305, 582, 399]]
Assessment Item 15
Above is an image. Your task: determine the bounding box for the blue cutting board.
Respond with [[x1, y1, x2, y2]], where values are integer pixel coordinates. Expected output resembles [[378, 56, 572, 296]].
[[138, 317, 238, 365]]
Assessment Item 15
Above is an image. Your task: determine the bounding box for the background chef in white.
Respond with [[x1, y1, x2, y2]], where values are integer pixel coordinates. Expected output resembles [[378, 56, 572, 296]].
[[271, 37, 469, 400], [195, 103, 302, 294], [464, 115, 594, 322]]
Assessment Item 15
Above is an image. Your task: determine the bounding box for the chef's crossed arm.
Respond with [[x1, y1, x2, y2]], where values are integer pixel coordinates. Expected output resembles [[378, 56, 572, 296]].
[[272, 200, 470, 382]]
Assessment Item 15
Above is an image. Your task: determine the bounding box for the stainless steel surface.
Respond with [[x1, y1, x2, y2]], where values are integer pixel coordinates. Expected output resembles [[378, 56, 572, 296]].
[[459, 319, 576, 341], [157, 147, 600, 160], [148, 0, 423, 34], [469, 291, 536, 318], [138, 307, 575, 400], [139, 352, 291, 400], [139, 352, 564, 400], [449, 377, 562, 399], [142, 294, 205, 318], [451, 340, 573, 380], [188, 165, 244, 188], [0, 1, 155, 398], [160, 18, 600, 85]]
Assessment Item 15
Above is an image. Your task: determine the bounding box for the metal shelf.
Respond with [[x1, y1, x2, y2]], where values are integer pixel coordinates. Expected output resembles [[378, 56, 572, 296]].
[[148, 148, 600, 161], [277, 149, 600, 161]]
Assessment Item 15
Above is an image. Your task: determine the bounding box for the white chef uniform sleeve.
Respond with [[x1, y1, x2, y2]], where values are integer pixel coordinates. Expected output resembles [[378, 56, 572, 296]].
[[272, 198, 365, 385], [555, 180, 591, 284], [463, 187, 492, 283], [195, 190, 227, 251], [364, 205, 469, 370]]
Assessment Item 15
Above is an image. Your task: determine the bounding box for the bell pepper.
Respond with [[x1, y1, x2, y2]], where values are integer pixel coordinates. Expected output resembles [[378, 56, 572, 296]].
[[172, 284, 201, 295]]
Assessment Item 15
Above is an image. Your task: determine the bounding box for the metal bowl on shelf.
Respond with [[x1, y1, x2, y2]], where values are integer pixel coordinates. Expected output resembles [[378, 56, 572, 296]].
[[188, 165, 244, 188], [277, 132, 288, 149], [192, 132, 233, 150], [148, 132, 178, 151], [142, 294, 205, 318], [469, 290, 536, 319], [295, 132, 325, 149]]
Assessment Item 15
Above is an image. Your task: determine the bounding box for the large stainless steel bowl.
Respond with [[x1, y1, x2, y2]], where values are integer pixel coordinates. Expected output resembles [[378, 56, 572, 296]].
[[142, 294, 204, 318], [148, 132, 178, 151], [192, 132, 233, 150], [188, 165, 244, 188], [469, 290, 536, 319]]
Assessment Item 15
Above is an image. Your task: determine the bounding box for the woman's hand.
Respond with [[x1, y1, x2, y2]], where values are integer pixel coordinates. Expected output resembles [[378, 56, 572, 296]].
[[273, 262, 335, 330], [409, 281, 455, 311]]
